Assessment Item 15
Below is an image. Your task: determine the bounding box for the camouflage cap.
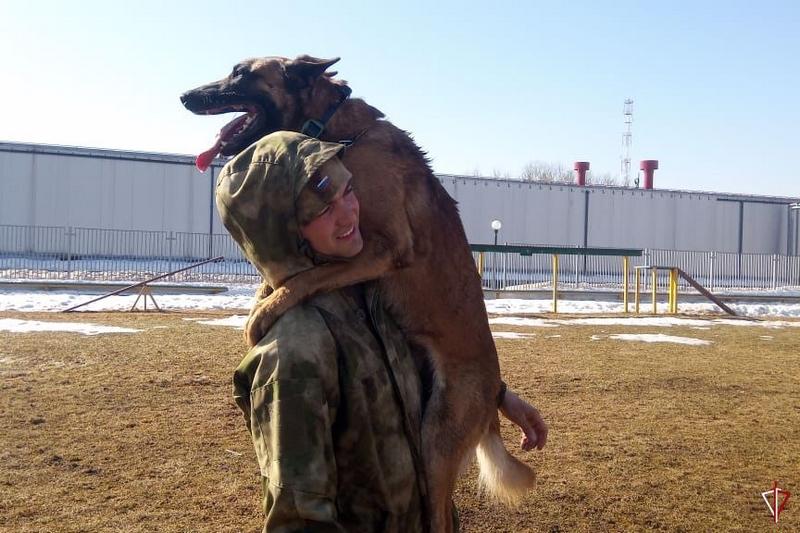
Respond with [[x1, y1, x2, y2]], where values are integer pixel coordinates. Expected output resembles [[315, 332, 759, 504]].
[[215, 131, 346, 288], [296, 157, 353, 226]]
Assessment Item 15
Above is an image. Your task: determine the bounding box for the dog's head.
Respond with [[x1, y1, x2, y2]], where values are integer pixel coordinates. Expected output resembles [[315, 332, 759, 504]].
[[181, 55, 342, 171]]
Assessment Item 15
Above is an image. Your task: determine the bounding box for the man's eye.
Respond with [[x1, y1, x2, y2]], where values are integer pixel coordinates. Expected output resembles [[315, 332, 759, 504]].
[[344, 184, 354, 195]]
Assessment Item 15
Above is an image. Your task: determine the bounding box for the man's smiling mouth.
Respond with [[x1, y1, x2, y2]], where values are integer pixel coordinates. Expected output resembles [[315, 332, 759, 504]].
[[337, 226, 356, 239]]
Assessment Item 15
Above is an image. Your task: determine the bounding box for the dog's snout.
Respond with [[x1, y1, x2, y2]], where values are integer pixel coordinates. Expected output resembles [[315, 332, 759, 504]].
[[180, 90, 207, 111]]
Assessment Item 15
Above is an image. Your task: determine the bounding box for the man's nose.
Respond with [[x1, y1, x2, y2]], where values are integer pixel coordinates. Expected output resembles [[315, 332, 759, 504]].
[[331, 200, 346, 219], [334, 199, 356, 222]]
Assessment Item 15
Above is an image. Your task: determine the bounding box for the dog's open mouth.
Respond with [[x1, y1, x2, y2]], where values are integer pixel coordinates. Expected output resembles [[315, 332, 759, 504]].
[[193, 105, 264, 172]]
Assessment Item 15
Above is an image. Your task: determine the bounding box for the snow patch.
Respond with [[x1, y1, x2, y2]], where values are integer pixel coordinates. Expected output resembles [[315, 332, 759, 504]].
[[606, 333, 712, 346], [0, 318, 141, 336], [484, 298, 800, 318], [710, 318, 800, 329], [196, 315, 247, 328], [2, 285, 800, 322], [492, 331, 536, 339], [488, 317, 558, 328], [0, 285, 257, 313], [550, 316, 710, 327], [491, 314, 800, 330]]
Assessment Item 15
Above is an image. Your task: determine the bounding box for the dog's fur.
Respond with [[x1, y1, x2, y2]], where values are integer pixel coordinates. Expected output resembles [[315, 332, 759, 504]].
[[182, 55, 536, 532]]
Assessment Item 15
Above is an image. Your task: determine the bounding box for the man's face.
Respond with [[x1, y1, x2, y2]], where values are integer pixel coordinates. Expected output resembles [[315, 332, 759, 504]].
[[300, 170, 363, 259]]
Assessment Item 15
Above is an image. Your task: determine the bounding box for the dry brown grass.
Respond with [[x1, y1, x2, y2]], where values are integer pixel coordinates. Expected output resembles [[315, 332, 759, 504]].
[[1, 310, 798, 532]]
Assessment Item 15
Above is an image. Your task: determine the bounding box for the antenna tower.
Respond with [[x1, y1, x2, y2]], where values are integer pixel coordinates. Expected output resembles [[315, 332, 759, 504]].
[[622, 98, 634, 186]]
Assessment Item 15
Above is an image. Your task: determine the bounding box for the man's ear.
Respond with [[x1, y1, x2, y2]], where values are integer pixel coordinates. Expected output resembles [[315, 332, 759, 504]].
[[285, 56, 340, 88]]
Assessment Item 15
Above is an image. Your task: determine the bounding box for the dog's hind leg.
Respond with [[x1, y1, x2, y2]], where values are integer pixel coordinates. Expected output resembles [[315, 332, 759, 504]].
[[422, 378, 492, 533]]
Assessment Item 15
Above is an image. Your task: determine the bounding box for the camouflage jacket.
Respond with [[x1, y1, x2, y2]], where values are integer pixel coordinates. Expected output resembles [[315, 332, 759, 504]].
[[233, 283, 428, 532]]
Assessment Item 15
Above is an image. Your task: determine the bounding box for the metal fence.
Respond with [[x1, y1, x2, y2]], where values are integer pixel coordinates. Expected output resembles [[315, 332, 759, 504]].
[[476, 247, 800, 292], [0, 225, 259, 283], [478, 252, 645, 291], [2, 224, 800, 290]]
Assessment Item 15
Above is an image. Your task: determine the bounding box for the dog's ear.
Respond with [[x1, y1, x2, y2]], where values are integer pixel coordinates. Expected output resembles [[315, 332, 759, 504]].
[[286, 56, 340, 88]]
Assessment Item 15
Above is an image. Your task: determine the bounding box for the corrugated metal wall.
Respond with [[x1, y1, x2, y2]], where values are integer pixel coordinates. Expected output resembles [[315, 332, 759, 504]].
[[0, 143, 225, 235], [2, 142, 798, 254], [438, 176, 797, 254]]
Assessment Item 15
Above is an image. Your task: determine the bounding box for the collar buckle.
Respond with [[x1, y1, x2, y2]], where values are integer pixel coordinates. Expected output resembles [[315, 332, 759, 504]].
[[300, 85, 352, 139], [300, 119, 325, 138]]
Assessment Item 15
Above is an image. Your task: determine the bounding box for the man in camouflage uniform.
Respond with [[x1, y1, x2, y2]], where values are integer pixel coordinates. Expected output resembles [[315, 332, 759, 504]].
[[217, 131, 547, 532]]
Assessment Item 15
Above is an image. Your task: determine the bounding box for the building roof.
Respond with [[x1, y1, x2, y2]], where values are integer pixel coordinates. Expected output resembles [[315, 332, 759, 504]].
[[2, 140, 797, 204]]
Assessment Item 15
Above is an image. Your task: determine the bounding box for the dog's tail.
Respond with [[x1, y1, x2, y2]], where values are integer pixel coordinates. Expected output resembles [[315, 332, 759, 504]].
[[475, 416, 536, 505]]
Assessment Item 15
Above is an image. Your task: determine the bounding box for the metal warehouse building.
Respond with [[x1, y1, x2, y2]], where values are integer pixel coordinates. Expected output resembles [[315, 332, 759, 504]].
[[1, 141, 799, 256]]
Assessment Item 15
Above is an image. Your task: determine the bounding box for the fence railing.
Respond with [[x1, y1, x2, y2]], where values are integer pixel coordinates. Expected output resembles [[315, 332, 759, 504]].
[[2, 224, 799, 290], [477, 251, 644, 290], [475, 247, 800, 292], [0, 224, 259, 283]]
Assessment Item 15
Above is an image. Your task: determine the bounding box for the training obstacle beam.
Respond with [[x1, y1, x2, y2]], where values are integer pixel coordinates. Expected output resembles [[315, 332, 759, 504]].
[[471, 244, 643, 313], [62, 256, 224, 312], [633, 265, 737, 316]]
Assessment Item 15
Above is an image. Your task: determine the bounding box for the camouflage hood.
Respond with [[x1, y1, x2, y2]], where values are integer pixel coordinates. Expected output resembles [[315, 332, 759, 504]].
[[215, 131, 346, 288]]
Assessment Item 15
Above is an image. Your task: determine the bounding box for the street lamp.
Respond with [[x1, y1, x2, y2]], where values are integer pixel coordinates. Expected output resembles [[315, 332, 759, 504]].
[[491, 219, 502, 246]]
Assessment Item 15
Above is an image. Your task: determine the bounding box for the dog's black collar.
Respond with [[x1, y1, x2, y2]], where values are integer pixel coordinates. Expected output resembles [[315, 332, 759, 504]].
[[301, 85, 352, 139]]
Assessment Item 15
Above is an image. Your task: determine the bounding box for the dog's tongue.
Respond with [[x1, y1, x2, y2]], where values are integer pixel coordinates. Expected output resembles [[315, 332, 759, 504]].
[[196, 139, 222, 173], [195, 113, 251, 172]]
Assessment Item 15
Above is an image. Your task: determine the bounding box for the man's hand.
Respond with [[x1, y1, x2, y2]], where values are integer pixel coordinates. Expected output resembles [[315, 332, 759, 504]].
[[499, 389, 548, 451]]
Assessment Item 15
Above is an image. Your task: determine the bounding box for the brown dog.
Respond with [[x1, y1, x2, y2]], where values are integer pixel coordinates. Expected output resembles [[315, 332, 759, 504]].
[[181, 55, 536, 531]]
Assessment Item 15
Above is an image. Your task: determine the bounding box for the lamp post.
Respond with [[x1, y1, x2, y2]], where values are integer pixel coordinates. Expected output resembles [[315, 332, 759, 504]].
[[791, 203, 800, 256], [491, 219, 502, 246]]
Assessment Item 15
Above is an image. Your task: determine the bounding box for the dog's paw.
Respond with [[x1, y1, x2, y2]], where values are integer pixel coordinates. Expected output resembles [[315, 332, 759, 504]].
[[255, 280, 273, 302]]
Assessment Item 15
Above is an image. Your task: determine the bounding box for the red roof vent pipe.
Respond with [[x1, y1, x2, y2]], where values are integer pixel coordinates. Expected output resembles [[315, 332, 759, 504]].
[[574, 161, 590, 186], [640, 160, 659, 189]]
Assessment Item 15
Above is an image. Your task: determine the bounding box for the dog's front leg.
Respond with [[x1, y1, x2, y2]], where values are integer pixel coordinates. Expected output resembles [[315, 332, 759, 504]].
[[243, 280, 274, 344], [244, 246, 399, 347]]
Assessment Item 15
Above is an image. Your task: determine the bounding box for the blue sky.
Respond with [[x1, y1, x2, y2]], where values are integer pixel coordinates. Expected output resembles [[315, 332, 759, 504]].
[[1, 0, 798, 196]]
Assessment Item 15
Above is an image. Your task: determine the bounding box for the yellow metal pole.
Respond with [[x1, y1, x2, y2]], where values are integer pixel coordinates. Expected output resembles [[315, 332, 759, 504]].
[[673, 270, 677, 313], [477, 252, 484, 277], [672, 268, 679, 314], [651, 267, 657, 314], [552, 254, 559, 313], [671, 268, 679, 314], [634, 268, 641, 313], [666, 269, 671, 313], [623, 256, 630, 313]]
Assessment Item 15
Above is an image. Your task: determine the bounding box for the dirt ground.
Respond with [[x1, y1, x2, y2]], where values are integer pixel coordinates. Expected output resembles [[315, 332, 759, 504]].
[[1, 309, 798, 532]]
